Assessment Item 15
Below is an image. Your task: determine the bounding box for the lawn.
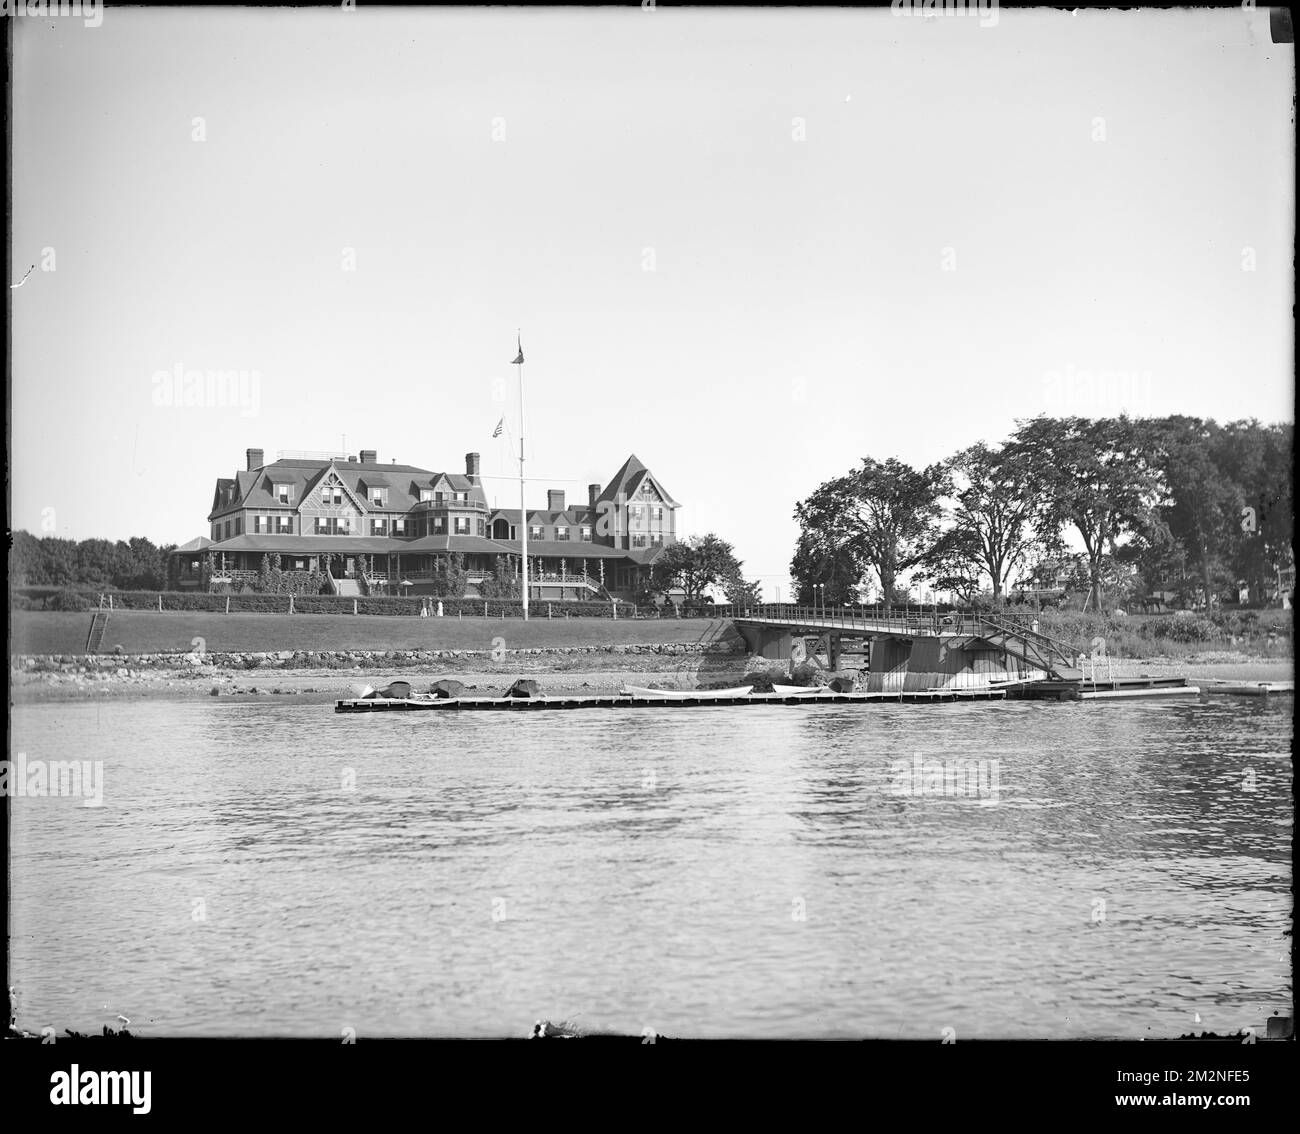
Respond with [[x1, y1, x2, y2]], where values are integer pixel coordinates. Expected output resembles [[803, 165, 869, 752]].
[[9, 610, 735, 657]]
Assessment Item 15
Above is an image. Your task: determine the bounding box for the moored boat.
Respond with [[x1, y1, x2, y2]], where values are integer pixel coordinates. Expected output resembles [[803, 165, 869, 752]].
[[620, 684, 754, 699]]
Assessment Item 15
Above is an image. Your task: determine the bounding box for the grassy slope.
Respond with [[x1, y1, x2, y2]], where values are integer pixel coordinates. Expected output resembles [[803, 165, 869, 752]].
[[10, 610, 736, 656]]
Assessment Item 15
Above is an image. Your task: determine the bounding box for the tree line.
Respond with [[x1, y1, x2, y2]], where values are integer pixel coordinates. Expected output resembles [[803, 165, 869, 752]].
[[10, 532, 175, 591], [792, 415, 1293, 613]]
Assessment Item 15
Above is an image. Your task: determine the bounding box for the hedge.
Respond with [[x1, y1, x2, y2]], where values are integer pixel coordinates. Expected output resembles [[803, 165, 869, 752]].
[[9, 587, 698, 620]]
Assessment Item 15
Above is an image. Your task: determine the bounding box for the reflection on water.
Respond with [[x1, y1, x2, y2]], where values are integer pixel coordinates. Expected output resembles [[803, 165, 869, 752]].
[[9, 697, 1292, 1038]]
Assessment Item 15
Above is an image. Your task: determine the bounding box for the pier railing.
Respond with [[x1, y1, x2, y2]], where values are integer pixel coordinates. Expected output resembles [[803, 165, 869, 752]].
[[720, 603, 1044, 638]]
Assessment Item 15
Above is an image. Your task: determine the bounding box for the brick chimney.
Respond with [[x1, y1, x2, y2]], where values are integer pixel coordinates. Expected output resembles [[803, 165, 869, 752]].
[[588, 483, 601, 507], [548, 489, 565, 513], [360, 449, 377, 465], [465, 452, 481, 481], [246, 448, 264, 471]]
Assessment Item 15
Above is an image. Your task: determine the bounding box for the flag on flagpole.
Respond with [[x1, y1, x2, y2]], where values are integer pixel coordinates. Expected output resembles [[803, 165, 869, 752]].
[[492, 417, 504, 438], [511, 334, 524, 365]]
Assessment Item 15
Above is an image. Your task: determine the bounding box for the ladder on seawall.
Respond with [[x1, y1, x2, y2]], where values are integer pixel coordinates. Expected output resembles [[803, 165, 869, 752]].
[[86, 608, 111, 653]]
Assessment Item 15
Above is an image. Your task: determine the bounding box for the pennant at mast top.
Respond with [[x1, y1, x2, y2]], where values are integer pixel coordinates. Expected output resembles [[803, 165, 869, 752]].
[[512, 334, 524, 366]]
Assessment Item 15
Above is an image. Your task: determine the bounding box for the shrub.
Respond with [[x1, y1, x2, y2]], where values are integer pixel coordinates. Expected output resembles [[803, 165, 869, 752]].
[[48, 589, 96, 612]]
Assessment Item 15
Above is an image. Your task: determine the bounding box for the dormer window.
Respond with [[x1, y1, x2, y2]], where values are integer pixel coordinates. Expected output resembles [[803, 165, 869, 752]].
[[371, 487, 387, 507], [556, 526, 570, 541], [580, 526, 592, 542], [276, 485, 293, 505], [529, 524, 544, 540], [453, 491, 468, 504], [420, 489, 434, 503]]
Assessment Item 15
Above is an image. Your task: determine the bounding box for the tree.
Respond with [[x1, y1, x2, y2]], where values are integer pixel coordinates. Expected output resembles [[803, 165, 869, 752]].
[[479, 555, 521, 599], [429, 553, 468, 598], [932, 442, 1042, 598], [1006, 415, 1162, 612], [792, 457, 951, 615], [790, 531, 863, 606], [650, 534, 746, 603], [921, 527, 986, 604], [721, 571, 762, 606], [1143, 416, 1241, 608]]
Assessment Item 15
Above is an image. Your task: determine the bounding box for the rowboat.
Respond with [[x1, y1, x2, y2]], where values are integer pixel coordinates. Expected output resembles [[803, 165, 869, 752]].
[[620, 685, 753, 699], [771, 684, 830, 695]]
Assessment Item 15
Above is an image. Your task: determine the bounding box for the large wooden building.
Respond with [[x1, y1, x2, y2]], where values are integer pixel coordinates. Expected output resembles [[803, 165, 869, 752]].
[[171, 447, 680, 600]]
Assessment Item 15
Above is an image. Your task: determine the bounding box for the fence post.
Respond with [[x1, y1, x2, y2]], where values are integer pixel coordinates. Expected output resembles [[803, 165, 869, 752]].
[[158, 595, 162, 612], [353, 598, 358, 616], [289, 594, 294, 614], [225, 596, 230, 614], [548, 603, 552, 619]]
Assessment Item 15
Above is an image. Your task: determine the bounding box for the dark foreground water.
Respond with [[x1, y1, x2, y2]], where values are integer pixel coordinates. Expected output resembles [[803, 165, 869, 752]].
[[8, 697, 1292, 1038]]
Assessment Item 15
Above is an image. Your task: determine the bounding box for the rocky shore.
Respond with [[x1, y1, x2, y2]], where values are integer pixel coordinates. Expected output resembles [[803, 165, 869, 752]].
[[9, 641, 750, 703], [9, 643, 1291, 704]]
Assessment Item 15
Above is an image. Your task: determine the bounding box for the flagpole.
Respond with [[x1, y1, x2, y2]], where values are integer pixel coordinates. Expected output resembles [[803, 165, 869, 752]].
[[516, 331, 529, 620]]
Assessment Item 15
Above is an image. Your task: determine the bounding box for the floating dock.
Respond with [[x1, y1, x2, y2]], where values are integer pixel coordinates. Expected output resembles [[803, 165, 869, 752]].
[[1200, 680, 1294, 698], [335, 688, 1010, 712], [999, 676, 1198, 701]]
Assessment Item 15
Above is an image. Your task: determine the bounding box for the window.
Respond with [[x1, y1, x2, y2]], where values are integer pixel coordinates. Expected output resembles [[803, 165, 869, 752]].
[[651, 533, 664, 546], [556, 526, 569, 541], [632, 534, 647, 548], [419, 489, 434, 503], [371, 519, 388, 535], [652, 507, 663, 523], [224, 520, 231, 539], [392, 518, 406, 536], [314, 517, 350, 535], [477, 518, 486, 536], [322, 485, 342, 506], [235, 517, 243, 535], [277, 485, 293, 505], [276, 516, 293, 535], [212, 524, 219, 541], [453, 517, 470, 535], [433, 516, 447, 535], [371, 488, 387, 507], [294, 559, 306, 570], [454, 491, 468, 504], [529, 525, 544, 540], [629, 505, 644, 522], [435, 491, 446, 504], [580, 526, 592, 542]]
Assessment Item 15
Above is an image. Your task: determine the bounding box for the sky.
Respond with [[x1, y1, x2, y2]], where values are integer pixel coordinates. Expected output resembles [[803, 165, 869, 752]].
[[10, 6, 1295, 599]]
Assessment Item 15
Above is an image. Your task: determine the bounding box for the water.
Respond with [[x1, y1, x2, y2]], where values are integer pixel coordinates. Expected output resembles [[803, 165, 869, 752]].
[[8, 697, 1292, 1038]]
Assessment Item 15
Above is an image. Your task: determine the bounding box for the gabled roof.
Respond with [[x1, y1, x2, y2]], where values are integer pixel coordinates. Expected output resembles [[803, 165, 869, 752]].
[[597, 454, 648, 505], [172, 536, 213, 554], [597, 454, 679, 508], [299, 462, 371, 513]]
